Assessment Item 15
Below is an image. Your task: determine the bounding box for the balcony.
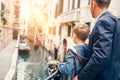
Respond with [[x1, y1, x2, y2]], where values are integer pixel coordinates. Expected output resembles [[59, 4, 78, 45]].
[[14, 18, 19, 23], [14, 0, 20, 5], [59, 8, 80, 23]]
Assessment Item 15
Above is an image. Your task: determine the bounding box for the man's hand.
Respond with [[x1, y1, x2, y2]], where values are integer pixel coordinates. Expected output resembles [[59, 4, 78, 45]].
[[48, 60, 60, 69]]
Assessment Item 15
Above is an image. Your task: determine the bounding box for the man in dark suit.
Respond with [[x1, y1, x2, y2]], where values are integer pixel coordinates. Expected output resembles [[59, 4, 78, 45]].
[[78, 0, 120, 80]]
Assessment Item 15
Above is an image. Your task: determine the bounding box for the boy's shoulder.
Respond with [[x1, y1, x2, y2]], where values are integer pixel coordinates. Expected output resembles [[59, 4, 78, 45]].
[[72, 45, 88, 50], [69, 45, 89, 57], [68, 46, 88, 61]]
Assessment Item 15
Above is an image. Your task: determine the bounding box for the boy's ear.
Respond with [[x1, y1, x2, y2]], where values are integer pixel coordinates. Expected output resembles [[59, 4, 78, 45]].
[[74, 34, 78, 40]]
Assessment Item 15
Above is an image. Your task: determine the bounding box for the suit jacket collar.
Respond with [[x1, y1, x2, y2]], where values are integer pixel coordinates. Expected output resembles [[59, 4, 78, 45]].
[[90, 11, 110, 36], [95, 11, 109, 24]]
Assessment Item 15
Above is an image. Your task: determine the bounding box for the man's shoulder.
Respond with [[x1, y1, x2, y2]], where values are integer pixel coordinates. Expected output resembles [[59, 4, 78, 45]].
[[96, 12, 118, 28], [100, 11, 117, 22]]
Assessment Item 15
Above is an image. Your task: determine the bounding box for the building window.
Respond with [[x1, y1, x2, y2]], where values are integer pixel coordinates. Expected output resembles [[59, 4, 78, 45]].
[[52, 26, 56, 35], [59, 26, 61, 36], [55, 4, 58, 18], [1, 3, 5, 17], [88, 0, 91, 5], [68, 0, 70, 10], [78, 0, 80, 8], [49, 27, 51, 34], [59, 0, 63, 15], [86, 22, 91, 28], [72, 0, 75, 9], [67, 25, 71, 37]]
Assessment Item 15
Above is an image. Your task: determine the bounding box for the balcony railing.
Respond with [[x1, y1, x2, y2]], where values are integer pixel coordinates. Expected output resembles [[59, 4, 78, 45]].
[[59, 8, 80, 23], [13, 18, 19, 23]]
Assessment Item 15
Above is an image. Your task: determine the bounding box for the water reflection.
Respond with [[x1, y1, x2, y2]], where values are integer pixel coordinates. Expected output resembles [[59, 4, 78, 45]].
[[17, 45, 49, 80], [19, 52, 30, 61]]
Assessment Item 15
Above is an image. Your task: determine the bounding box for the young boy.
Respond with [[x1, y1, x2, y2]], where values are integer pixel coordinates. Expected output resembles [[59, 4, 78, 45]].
[[57, 23, 90, 80]]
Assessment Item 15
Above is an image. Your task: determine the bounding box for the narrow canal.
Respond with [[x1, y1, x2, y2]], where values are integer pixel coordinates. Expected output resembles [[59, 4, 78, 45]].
[[16, 40, 51, 80]]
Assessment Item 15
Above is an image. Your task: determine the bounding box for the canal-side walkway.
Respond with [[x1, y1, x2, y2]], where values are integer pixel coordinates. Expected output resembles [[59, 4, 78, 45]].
[[0, 40, 18, 80]]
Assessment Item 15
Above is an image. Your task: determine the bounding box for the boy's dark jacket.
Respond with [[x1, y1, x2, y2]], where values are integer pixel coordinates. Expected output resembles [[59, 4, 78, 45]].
[[57, 45, 88, 80]]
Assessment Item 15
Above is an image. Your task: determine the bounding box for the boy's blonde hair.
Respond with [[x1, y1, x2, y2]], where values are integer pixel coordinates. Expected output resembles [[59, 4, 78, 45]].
[[73, 23, 90, 41]]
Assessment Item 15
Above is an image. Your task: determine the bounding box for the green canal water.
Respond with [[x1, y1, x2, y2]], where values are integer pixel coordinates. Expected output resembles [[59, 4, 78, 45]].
[[16, 46, 50, 80]]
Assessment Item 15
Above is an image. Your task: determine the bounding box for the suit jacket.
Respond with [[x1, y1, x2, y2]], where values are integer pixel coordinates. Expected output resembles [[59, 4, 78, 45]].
[[78, 11, 120, 80]]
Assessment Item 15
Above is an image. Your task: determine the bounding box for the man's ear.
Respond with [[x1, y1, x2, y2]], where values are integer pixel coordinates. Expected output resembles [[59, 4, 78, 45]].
[[92, 0, 96, 8]]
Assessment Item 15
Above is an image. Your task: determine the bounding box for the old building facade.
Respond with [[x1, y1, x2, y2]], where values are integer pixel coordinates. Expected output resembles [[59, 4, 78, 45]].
[[43, 0, 120, 57], [0, 0, 17, 50]]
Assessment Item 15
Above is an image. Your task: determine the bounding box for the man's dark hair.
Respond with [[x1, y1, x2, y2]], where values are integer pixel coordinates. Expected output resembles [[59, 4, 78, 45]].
[[95, 0, 111, 8]]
